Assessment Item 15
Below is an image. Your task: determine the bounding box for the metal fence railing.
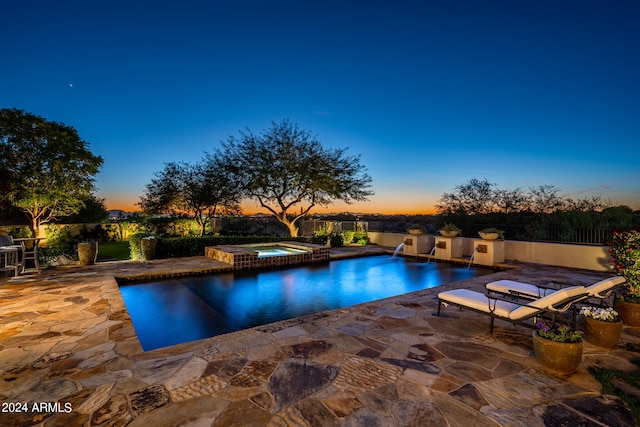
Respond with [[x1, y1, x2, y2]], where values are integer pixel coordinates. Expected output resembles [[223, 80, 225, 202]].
[[461, 224, 612, 246], [304, 220, 613, 246]]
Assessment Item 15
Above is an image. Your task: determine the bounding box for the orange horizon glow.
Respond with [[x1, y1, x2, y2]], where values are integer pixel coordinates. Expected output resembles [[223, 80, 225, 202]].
[[105, 198, 438, 216]]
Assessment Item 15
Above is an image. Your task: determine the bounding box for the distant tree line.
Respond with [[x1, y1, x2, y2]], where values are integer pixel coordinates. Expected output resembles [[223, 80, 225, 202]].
[[432, 178, 639, 243], [139, 119, 373, 237], [435, 178, 611, 215]]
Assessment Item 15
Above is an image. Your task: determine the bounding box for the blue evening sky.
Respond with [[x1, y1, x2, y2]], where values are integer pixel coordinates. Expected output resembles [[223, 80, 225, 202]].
[[2, 0, 639, 213]]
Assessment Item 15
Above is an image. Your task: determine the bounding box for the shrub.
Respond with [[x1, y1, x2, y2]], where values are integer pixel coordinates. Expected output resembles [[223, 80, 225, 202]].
[[129, 233, 151, 260], [45, 225, 73, 246], [610, 229, 640, 300], [152, 235, 306, 259], [342, 230, 355, 244], [38, 243, 76, 266], [353, 223, 368, 245], [311, 226, 330, 246], [330, 234, 344, 247]]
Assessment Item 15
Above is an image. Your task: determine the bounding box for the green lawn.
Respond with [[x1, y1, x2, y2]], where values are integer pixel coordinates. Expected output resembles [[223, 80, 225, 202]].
[[96, 241, 130, 261]]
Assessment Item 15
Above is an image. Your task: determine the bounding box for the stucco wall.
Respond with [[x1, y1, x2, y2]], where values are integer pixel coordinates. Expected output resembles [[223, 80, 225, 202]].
[[504, 240, 612, 272], [368, 232, 613, 272], [367, 232, 406, 249]]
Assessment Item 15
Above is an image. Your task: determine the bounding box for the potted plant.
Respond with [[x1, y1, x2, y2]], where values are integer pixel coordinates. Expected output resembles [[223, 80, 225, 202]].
[[140, 236, 158, 260], [610, 229, 640, 326], [407, 224, 426, 236], [478, 227, 505, 240], [438, 223, 461, 238], [580, 306, 622, 348], [532, 321, 583, 376], [77, 241, 98, 265]]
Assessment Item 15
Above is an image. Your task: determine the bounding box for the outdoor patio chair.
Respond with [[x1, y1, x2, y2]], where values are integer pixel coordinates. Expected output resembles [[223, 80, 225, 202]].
[[486, 276, 625, 306], [0, 235, 23, 276], [437, 285, 589, 333]]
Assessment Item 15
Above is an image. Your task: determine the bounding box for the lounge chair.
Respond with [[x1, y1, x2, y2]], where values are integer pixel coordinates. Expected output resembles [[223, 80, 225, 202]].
[[486, 276, 625, 305], [437, 285, 589, 333]]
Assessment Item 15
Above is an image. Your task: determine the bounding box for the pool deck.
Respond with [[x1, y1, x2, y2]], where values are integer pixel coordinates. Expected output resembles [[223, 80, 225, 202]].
[[1, 246, 638, 426]]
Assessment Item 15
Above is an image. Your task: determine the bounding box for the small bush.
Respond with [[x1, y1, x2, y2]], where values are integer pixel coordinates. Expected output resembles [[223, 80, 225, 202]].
[[129, 233, 152, 260], [311, 226, 330, 246], [353, 223, 368, 244], [342, 230, 355, 244], [39, 243, 76, 266], [153, 235, 307, 259], [310, 235, 328, 245], [330, 234, 344, 247]]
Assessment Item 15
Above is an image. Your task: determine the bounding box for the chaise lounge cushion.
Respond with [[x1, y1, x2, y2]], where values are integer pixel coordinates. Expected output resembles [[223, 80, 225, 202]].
[[438, 289, 522, 318], [585, 276, 626, 297], [486, 277, 625, 300], [486, 279, 555, 298], [438, 285, 588, 321]]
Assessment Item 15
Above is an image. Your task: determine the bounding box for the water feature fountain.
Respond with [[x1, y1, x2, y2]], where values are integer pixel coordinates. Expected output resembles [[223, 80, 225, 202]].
[[392, 242, 405, 257], [467, 248, 479, 269], [426, 246, 437, 264], [470, 239, 505, 266]]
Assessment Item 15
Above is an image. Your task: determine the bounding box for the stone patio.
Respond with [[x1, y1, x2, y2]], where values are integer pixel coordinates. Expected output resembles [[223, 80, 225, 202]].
[[1, 247, 638, 426]]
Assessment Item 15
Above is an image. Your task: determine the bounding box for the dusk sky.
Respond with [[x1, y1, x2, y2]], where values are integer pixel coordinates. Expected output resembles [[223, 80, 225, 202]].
[[3, 1, 639, 214]]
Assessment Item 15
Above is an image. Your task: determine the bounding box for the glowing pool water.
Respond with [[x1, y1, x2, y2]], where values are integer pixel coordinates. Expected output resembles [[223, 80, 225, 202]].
[[119, 255, 494, 351], [252, 245, 309, 258]]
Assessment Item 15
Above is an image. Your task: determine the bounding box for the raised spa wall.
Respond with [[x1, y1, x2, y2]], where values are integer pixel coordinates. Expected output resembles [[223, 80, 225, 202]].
[[205, 242, 330, 270]]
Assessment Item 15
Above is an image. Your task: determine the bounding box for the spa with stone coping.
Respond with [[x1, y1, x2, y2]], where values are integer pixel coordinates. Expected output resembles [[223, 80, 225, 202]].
[[205, 241, 330, 270]]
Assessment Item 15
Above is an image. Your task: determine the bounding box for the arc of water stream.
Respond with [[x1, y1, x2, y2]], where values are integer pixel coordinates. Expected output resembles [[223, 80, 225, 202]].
[[467, 249, 479, 269], [392, 242, 405, 257], [426, 246, 436, 264]]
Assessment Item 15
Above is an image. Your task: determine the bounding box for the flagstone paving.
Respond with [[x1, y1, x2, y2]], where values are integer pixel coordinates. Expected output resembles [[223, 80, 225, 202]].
[[1, 249, 638, 426]]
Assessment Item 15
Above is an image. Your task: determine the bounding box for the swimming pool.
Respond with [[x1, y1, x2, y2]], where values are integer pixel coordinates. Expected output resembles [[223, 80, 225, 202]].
[[119, 255, 493, 350]]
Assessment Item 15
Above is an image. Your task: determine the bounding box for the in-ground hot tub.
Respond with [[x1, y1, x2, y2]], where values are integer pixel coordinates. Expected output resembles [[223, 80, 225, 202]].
[[252, 245, 309, 258], [205, 241, 330, 270]]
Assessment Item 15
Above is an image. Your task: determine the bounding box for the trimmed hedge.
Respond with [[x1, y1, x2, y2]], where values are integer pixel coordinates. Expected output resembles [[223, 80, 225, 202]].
[[129, 235, 307, 259]]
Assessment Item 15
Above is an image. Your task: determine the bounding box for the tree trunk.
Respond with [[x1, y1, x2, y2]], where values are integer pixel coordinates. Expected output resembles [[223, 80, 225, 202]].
[[31, 217, 40, 238], [288, 222, 299, 237], [277, 213, 299, 237]]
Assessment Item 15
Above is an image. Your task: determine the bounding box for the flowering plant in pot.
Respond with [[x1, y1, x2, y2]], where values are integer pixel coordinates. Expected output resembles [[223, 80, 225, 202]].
[[536, 322, 583, 343], [610, 229, 640, 325], [579, 306, 622, 348], [532, 321, 583, 376], [438, 223, 461, 237]]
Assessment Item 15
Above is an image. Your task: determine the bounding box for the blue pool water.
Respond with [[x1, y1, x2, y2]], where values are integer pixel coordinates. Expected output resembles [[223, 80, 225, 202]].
[[253, 245, 308, 258], [119, 255, 493, 350]]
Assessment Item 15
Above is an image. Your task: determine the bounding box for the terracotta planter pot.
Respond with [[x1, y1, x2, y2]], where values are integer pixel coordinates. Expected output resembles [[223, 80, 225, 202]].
[[615, 300, 640, 327], [583, 317, 623, 348], [408, 229, 423, 236], [77, 242, 98, 266], [439, 231, 459, 237], [532, 331, 583, 376]]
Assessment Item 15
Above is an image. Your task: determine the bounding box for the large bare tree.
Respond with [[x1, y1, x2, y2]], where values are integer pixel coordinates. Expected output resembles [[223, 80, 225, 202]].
[[139, 154, 241, 236], [219, 119, 373, 236]]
